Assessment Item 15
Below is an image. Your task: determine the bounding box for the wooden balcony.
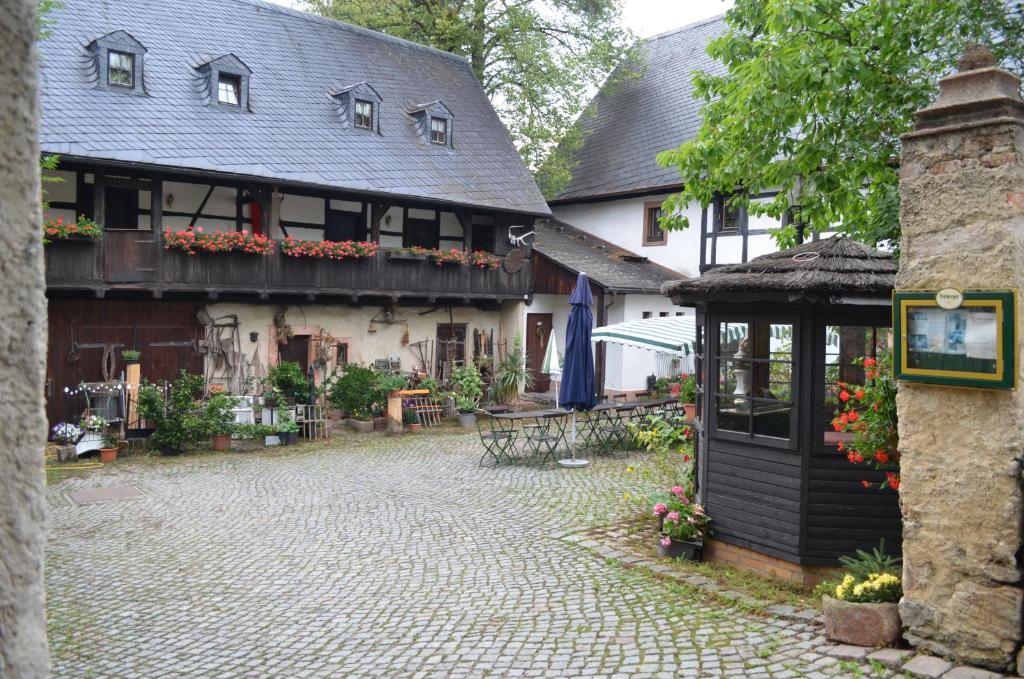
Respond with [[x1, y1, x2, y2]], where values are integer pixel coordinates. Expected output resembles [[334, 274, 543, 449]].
[[45, 231, 530, 303]]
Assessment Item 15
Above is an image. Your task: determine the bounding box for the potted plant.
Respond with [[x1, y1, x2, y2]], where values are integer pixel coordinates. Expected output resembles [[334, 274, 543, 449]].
[[203, 392, 239, 451], [122, 349, 141, 364], [451, 363, 484, 427], [678, 374, 697, 421], [404, 407, 421, 432], [277, 409, 299, 445], [52, 422, 82, 462], [652, 485, 709, 560], [98, 431, 120, 463], [820, 541, 902, 647], [494, 337, 534, 406]]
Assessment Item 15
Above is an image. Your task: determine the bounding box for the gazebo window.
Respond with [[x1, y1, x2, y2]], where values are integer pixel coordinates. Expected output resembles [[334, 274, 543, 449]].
[[714, 320, 794, 440], [822, 325, 891, 446]]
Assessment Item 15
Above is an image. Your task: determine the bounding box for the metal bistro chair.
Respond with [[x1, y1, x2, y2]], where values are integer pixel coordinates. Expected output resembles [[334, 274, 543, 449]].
[[595, 405, 633, 455], [476, 412, 517, 467], [521, 415, 562, 466]]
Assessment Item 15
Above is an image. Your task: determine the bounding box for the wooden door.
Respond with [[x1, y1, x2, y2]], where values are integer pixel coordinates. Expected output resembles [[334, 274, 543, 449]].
[[526, 313, 552, 392], [278, 335, 310, 375]]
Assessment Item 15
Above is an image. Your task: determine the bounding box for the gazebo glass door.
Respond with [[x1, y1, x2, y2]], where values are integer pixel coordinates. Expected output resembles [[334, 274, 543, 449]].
[[713, 318, 796, 443]]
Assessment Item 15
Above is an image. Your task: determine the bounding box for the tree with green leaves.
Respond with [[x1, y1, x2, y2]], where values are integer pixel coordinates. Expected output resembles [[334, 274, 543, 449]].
[[656, 0, 1022, 249], [304, 0, 632, 175]]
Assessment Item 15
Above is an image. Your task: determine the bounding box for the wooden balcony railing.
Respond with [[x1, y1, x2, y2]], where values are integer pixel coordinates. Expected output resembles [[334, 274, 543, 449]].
[[45, 231, 530, 301]]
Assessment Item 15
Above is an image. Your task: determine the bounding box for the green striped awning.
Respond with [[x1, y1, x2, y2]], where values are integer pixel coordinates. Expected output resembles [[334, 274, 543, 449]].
[[592, 316, 697, 356]]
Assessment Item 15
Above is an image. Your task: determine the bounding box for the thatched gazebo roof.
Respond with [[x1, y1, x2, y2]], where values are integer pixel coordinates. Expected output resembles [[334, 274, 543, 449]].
[[662, 237, 896, 304]]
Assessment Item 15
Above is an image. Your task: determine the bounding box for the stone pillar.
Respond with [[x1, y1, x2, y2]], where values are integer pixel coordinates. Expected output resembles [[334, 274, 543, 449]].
[[897, 46, 1024, 673], [0, 0, 50, 675]]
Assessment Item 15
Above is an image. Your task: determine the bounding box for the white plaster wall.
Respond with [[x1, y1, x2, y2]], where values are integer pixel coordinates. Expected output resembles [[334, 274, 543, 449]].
[[551, 192, 703, 277], [525, 292, 692, 392], [42, 168, 76, 224], [164, 182, 236, 233], [205, 301, 523, 380]]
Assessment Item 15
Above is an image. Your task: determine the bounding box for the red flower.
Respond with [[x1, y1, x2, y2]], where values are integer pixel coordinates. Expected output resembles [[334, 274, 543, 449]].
[[875, 451, 889, 464], [864, 357, 877, 368], [839, 390, 850, 402], [861, 480, 871, 488], [855, 390, 865, 400], [885, 472, 900, 490], [836, 441, 845, 452], [847, 411, 859, 422]]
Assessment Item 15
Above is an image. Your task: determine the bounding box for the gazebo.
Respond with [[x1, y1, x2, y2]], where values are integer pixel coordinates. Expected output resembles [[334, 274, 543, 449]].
[[663, 237, 901, 585]]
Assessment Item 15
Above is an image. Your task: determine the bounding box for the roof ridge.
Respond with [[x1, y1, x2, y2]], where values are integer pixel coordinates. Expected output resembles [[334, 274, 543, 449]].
[[228, 0, 471, 65], [642, 13, 726, 43]]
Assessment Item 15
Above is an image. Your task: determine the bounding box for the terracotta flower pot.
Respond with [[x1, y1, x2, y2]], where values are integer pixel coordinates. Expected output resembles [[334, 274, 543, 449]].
[[683, 403, 696, 421], [212, 433, 232, 451], [822, 595, 902, 647], [408, 423, 422, 432], [99, 447, 118, 463]]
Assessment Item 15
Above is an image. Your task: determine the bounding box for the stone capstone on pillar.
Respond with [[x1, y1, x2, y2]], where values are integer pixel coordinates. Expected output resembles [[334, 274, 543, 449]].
[[896, 45, 1024, 672]]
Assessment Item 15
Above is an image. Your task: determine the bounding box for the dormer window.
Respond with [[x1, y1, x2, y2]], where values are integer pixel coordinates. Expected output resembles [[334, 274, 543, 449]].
[[410, 101, 454, 148], [430, 117, 448, 145], [107, 51, 134, 88], [195, 53, 251, 111], [218, 73, 241, 106], [86, 30, 147, 95], [354, 100, 373, 130], [329, 82, 382, 133]]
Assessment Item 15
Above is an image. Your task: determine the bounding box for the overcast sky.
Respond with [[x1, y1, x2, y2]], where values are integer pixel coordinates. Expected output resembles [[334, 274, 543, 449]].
[[621, 0, 732, 37], [274, 1, 733, 40]]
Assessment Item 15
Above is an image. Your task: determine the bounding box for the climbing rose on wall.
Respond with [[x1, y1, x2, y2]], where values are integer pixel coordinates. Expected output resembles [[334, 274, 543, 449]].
[[830, 356, 899, 490]]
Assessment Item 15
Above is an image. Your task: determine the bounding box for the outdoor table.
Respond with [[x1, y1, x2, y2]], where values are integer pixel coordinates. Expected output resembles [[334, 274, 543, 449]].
[[631, 397, 680, 423], [586, 402, 638, 454], [490, 409, 569, 465]]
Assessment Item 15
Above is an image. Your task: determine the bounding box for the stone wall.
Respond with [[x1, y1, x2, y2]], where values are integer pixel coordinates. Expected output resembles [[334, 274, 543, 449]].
[[0, 0, 51, 675], [897, 49, 1024, 672]]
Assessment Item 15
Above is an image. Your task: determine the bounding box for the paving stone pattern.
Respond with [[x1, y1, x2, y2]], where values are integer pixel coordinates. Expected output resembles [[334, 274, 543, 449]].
[[43, 432, 1012, 678]]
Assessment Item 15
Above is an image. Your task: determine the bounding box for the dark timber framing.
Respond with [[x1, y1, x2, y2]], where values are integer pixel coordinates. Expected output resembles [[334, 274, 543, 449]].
[[46, 160, 532, 305]]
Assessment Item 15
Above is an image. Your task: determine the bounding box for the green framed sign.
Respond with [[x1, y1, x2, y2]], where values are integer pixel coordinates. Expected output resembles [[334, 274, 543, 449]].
[[893, 289, 1017, 389]]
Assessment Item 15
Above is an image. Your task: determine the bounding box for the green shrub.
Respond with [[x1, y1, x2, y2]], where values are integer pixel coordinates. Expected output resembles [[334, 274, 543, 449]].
[[267, 361, 309, 403], [328, 365, 377, 419], [200, 392, 239, 436], [137, 370, 206, 451], [494, 336, 534, 404], [450, 363, 483, 412]]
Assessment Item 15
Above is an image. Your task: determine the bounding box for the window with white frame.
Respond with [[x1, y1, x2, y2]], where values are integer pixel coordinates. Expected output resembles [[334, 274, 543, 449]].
[[430, 116, 448, 145], [108, 51, 134, 88], [354, 99, 374, 130], [217, 73, 241, 106]]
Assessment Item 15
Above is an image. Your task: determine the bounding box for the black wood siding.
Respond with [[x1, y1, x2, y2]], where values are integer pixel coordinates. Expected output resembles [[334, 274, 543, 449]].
[[704, 440, 804, 562], [803, 449, 902, 564]]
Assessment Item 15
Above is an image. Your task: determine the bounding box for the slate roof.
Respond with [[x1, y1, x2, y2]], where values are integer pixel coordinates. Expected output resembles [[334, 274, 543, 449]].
[[552, 16, 727, 203], [533, 219, 683, 295], [38, 0, 550, 216]]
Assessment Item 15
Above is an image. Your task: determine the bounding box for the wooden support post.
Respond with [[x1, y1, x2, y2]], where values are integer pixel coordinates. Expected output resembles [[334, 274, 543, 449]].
[[126, 362, 141, 426], [93, 167, 105, 225], [150, 176, 163, 281], [386, 391, 403, 434], [370, 201, 389, 243], [456, 209, 473, 251]]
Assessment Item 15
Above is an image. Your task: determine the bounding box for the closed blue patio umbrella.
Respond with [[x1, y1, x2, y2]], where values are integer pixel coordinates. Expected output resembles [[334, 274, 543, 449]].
[[558, 272, 597, 468]]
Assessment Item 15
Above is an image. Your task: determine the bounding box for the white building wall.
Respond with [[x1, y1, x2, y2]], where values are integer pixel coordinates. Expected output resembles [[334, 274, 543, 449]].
[[552, 192, 788, 275], [525, 291, 692, 393], [551, 192, 703, 277]]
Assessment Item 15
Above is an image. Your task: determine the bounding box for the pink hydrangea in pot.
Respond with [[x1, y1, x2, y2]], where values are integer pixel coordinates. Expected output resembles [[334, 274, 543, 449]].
[[652, 484, 709, 560]]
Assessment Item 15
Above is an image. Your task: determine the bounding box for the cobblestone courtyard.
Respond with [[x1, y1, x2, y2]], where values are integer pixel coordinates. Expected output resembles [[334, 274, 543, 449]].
[[48, 432, 867, 678]]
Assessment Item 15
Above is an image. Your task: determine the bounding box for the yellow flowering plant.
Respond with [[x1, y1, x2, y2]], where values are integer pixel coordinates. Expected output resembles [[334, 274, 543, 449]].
[[833, 572, 902, 604]]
